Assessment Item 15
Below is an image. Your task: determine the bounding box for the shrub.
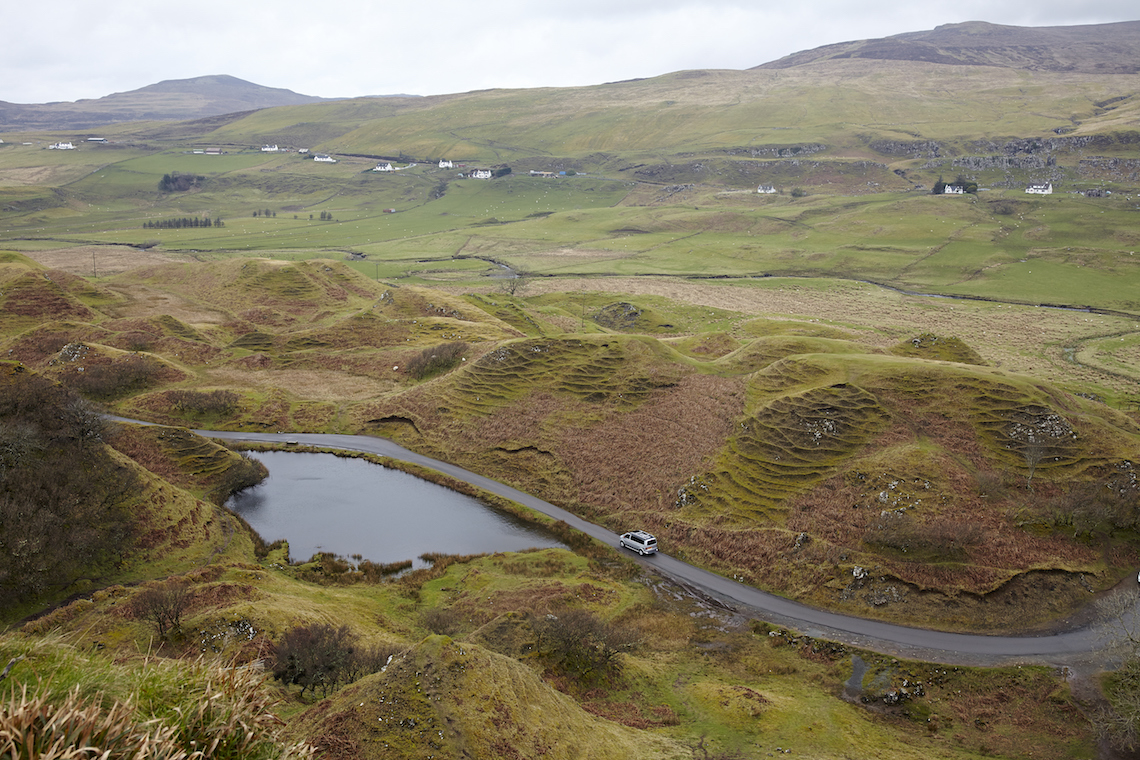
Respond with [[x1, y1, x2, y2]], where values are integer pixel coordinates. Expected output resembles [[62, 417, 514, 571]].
[[862, 512, 982, 559], [168, 389, 241, 417], [271, 623, 395, 699], [60, 353, 164, 400], [533, 608, 639, 686], [133, 580, 192, 640], [404, 341, 468, 380], [272, 623, 357, 698], [212, 452, 268, 505], [421, 606, 464, 636]]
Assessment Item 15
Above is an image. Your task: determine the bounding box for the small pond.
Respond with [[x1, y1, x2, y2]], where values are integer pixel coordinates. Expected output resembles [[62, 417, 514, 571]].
[[226, 451, 565, 567]]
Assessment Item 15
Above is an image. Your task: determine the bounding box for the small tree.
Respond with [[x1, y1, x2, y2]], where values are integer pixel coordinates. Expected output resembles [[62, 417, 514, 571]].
[[533, 609, 638, 686], [498, 274, 529, 297], [272, 623, 358, 698], [135, 580, 191, 640]]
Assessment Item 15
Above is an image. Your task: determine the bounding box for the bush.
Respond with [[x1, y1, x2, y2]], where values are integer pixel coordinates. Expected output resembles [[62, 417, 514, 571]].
[[271, 623, 393, 699], [59, 353, 164, 400], [862, 512, 982, 559], [167, 388, 241, 417], [533, 609, 638, 685], [209, 452, 267, 505], [404, 341, 468, 380], [133, 580, 192, 640], [272, 623, 357, 698], [421, 606, 464, 636]]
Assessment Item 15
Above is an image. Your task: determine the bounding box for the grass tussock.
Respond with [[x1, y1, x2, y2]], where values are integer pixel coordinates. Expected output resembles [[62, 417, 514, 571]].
[[0, 643, 312, 760]]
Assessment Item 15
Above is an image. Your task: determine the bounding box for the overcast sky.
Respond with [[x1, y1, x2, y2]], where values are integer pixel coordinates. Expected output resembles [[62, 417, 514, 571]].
[[4, 1, 1137, 104]]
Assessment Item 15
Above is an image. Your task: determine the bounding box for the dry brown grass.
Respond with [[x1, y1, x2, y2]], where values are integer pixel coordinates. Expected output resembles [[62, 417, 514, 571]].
[[517, 276, 1140, 396], [203, 368, 395, 402], [103, 282, 231, 324], [19, 246, 186, 276], [557, 373, 745, 515]]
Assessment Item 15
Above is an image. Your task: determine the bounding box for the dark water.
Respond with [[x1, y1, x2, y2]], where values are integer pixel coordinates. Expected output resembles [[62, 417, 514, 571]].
[[227, 451, 565, 567]]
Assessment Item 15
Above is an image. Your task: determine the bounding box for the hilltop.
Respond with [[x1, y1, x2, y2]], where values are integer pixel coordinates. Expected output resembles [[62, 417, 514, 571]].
[[0, 75, 327, 131], [757, 19, 1140, 73]]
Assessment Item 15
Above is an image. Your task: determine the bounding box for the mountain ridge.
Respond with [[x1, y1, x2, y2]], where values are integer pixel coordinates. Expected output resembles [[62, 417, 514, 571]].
[[755, 19, 1140, 73]]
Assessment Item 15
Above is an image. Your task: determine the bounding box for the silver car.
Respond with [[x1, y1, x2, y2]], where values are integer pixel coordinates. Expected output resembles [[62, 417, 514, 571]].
[[619, 530, 658, 555]]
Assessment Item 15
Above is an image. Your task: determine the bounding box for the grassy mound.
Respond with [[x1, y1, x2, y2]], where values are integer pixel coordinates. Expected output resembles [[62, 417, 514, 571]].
[[286, 635, 688, 760]]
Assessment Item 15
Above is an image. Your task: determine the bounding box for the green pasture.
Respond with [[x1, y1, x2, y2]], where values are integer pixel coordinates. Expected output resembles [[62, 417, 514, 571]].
[[3, 137, 1140, 313]]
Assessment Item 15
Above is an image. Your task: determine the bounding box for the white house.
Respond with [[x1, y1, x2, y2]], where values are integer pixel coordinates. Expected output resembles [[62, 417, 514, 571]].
[[757, 185, 777, 194], [261, 144, 279, 152], [942, 185, 965, 195], [470, 168, 492, 179], [1025, 183, 1053, 195], [438, 159, 453, 169], [48, 142, 75, 150], [314, 154, 337, 163], [373, 162, 394, 172]]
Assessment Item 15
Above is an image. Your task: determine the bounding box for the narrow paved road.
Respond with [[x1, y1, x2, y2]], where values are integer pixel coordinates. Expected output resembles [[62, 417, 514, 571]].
[[115, 420, 1127, 669]]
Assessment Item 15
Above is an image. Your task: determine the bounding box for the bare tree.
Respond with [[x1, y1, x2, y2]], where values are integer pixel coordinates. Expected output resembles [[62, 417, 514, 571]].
[[497, 274, 529, 297], [1023, 440, 1045, 490], [134, 580, 192, 640], [1094, 588, 1140, 750]]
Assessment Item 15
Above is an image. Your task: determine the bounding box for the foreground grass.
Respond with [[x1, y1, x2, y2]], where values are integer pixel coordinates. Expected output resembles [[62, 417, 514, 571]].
[[2, 544, 1095, 759]]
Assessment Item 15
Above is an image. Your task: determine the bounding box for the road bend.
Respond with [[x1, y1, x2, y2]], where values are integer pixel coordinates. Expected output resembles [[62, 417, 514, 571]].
[[109, 419, 1131, 669]]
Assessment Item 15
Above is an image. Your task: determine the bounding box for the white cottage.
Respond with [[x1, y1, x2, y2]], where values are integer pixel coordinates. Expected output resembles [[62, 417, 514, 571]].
[[438, 159, 453, 169], [1025, 183, 1053, 194], [374, 162, 394, 172], [48, 142, 75, 150], [261, 144, 279, 152], [942, 185, 965, 195], [757, 185, 777, 194], [470, 168, 492, 179], [314, 154, 337, 163]]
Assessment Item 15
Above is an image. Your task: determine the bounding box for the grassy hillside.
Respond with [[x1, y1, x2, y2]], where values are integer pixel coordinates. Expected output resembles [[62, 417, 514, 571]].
[[2, 251, 1138, 633], [0, 539, 1097, 760]]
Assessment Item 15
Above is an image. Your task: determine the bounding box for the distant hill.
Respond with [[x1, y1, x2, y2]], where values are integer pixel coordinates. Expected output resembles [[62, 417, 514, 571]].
[[755, 19, 1140, 73], [0, 74, 329, 131]]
